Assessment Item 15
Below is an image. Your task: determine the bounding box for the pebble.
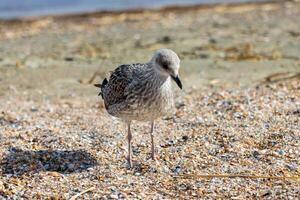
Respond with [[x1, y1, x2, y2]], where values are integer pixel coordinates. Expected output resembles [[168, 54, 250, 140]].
[[182, 135, 188, 141], [30, 107, 38, 112], [286, 163, 298, 172], [252, 151, 260, 159]]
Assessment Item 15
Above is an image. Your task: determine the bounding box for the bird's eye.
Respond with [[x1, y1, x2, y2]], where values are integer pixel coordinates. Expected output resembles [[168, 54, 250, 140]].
[[162, 63, 168, 70]]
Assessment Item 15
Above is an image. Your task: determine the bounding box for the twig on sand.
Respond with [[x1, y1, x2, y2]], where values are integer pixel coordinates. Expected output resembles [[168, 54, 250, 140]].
[[174, 174, 300, 181], [69, 187, 95, 200], [260, 72, 300, 85]]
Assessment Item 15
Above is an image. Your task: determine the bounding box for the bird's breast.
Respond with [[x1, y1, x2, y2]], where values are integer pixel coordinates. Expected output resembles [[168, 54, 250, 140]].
[[136, 78, 174, 120]]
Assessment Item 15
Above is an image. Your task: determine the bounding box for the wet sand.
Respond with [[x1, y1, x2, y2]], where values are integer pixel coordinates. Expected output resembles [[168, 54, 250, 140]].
[[0, 1, 299, 199]]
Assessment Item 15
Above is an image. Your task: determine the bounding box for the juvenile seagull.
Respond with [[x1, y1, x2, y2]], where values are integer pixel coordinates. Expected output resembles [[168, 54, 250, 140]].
[[95, 49, 182, 168]]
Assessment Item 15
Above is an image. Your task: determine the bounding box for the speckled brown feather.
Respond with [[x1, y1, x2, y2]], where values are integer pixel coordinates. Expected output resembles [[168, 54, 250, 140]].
[[100, 63, 145, 110]]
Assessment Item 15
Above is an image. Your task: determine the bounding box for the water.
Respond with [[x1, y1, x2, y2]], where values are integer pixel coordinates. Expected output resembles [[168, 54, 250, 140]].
[[0, 0, 264, 19]]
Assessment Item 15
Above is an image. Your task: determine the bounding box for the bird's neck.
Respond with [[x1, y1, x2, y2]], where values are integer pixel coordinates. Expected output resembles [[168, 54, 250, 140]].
[[148, 62, 169, 83], [140, 63, 172, 94]]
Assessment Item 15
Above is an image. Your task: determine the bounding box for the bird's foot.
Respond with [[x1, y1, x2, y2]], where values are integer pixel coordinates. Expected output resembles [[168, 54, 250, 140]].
[[127, 158, 133, 169], [147, 154, 156, 161]]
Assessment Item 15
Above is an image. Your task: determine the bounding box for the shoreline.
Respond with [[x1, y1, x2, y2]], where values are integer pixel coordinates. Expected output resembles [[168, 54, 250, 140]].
[[0, 0, 281, 23]]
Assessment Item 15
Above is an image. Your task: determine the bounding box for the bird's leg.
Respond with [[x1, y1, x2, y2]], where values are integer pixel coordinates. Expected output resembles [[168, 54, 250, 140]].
[[150, 121, 156, 160], [127, 122, 133, 168]]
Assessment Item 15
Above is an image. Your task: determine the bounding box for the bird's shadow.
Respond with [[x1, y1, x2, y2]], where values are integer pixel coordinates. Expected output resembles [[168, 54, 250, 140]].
[[1, 147, 98, 176]]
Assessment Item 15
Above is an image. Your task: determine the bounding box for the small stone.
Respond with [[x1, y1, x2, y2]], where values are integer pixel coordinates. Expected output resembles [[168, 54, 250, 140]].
[[208, 148, 217, 156], [108, 194, 118, 199], [118, 192, 127, 198], [173, 165, 181, 174], [132, 146, 140, 155], [263, 123, 270, 129], [195, 116, 204, 124], [182, 135, 188, 141], [30, 107, 38, 112], [277, 150, 285, 155], [253, 151, 260, 159], [286, 163, 297, 172], [199, 53, 209, 59], [162, 166, 170, 173], [64, 57, 74, 61], [160, 36, 171, 43], [134, 172, 141, 176], [209, 38, 217, 44], [261, 190, 272, 197]]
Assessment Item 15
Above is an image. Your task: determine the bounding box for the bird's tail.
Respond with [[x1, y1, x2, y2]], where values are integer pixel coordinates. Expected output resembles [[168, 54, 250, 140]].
[[94, 78, 108, 99]]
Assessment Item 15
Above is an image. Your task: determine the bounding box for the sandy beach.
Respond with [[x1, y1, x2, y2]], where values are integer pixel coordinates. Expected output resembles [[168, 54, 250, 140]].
[[0, 1, 299, 199]]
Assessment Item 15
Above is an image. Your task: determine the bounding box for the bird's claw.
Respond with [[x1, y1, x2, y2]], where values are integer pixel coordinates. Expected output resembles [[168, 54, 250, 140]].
[[127, 158, 133, 169]]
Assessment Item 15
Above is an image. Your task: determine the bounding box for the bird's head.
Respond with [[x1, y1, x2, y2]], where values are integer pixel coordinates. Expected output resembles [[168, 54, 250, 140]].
[[151, 48, 182, 89]]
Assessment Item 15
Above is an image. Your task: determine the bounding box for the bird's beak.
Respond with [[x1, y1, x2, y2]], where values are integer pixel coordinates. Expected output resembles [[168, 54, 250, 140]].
[[171, 75, 183, 89]]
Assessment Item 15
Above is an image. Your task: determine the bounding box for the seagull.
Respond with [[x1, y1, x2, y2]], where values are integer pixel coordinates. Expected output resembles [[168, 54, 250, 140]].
[[95, 49, 182, 168]]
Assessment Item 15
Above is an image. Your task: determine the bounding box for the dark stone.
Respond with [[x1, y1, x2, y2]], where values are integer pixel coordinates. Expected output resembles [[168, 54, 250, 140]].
[[209, 38, 217, 44], [182, 135, 188, 141], [64, 57, 74, 61], [252, 150, 260, 159], [161, 36, 172, 43]]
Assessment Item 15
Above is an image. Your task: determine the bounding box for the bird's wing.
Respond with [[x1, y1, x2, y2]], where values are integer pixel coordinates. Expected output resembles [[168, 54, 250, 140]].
[[103, 63, 143, 107]]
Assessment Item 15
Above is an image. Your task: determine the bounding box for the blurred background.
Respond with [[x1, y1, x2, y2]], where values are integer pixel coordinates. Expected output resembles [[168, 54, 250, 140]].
[[0, 0, 299, 101], [0, 0, 268, 19]]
